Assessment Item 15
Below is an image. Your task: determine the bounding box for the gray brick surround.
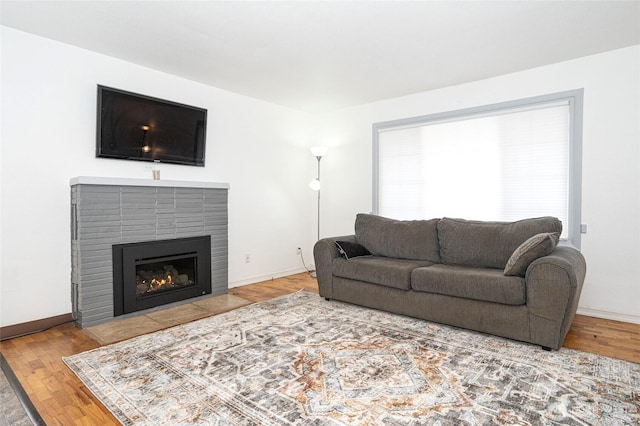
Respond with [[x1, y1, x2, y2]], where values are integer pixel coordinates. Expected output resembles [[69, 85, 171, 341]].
[[70, 177, 229, 328]]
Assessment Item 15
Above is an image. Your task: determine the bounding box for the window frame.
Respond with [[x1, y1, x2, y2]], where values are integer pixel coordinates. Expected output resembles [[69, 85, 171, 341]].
[[372, 89, 584, 249]]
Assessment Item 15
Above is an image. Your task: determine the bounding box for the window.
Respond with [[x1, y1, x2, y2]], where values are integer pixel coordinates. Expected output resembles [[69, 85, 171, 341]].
[[373, 90, 583, 248]]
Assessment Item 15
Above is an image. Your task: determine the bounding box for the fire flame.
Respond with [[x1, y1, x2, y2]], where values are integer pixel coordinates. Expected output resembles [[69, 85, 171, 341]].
[[148, 274, 172, 292]]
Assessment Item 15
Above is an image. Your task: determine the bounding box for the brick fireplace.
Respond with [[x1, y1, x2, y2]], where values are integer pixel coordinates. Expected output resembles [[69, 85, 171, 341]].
[[70, 177, 229, 328]]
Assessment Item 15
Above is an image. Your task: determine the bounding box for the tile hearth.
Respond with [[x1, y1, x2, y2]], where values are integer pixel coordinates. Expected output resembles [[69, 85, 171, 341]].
[[83, 293, 250, 345]]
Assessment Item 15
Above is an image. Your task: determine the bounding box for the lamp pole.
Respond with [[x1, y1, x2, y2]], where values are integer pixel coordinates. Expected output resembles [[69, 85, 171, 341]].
[[309, 147, 327, 277], [315, 154, 322, 242]]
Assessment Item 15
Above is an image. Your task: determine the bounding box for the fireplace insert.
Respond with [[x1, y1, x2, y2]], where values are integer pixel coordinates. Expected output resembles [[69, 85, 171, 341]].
[[112, 236, 212, 316]]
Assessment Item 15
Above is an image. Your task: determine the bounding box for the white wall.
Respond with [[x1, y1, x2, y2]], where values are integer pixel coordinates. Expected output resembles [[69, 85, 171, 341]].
[[0, 27, 317, 327], [315, 45, 640, 324], [2, 26, 638, 327]]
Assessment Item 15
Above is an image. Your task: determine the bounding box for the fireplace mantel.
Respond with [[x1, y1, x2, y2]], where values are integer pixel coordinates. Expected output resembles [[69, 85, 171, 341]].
[[70, 176, 230, 189]]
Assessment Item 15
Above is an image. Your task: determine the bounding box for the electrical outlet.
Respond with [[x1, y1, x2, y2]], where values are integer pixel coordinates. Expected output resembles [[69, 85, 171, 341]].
[[244, 254, 251, 263], [296, 247, 302, 255]]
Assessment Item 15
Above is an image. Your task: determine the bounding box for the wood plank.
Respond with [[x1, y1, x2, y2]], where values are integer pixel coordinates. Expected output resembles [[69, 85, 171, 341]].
[[563, 314, 640, 363], [0, 272, 637, 425], [0, 322, 117, 425]]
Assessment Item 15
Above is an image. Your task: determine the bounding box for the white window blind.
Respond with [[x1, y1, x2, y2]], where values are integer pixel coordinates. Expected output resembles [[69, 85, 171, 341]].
[[374, 91, 583, 245]]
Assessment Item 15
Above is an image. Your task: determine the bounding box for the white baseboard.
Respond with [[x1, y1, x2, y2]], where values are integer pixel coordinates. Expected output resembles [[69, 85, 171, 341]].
[[229, 267, 311, 289], [576, 307, 640, 325]]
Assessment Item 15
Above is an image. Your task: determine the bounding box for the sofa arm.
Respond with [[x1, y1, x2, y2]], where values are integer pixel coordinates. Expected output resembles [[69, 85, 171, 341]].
[[526, 245, 586, 349], [313, 235, 356, 299]]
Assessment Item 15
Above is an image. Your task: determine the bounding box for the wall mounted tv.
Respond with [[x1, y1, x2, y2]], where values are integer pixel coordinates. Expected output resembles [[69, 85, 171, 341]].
[[96, 85, 207, 166]]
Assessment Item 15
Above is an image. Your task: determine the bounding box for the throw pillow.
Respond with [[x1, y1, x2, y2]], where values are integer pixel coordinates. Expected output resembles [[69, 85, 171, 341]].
[[335, 241, 372, 260], [504, 232, 560, 276]]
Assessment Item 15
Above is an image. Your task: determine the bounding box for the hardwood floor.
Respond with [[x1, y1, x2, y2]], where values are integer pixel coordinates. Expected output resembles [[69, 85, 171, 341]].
[[0, 272, 638, 425], [563, 314, 640, 362]]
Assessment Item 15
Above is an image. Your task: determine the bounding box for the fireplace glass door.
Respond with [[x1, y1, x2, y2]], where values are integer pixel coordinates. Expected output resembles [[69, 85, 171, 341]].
[[136, 254, 196, 297], [113, 236, 211, 316]]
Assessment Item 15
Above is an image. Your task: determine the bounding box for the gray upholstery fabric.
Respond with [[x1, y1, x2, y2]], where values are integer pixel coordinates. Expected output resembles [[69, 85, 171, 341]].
[[314, 235, 357, 300], [313, 216, 585, 350], [355, 214, 440, 262], [526, 246, 586, 349], [332, 277, 531, 343], [411, 264, 525, 305], [437, 217, 562, 269], [333, 256, 434, 290], [504, 232, 560, 276]]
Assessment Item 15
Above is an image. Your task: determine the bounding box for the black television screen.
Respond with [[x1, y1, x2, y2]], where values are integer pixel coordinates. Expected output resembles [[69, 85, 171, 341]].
[[96, 85, 207, 166]]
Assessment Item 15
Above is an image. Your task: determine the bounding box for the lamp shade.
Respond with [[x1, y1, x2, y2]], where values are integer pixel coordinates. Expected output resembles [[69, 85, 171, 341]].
[[310, 146, 328, 158], [309, 178, 321, 191]]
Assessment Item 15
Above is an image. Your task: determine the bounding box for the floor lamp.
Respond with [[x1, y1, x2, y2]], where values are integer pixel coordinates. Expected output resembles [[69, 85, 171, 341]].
[[309, 146, 327, 277]]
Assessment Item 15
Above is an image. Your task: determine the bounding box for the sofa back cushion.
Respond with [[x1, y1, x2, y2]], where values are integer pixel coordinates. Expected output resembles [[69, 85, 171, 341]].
[[437, 217, 562, 269], [355, 214, 440, 262]]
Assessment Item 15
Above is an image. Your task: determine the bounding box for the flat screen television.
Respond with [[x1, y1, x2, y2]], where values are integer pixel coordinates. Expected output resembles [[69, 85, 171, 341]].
[[96, 85, 207, 166]]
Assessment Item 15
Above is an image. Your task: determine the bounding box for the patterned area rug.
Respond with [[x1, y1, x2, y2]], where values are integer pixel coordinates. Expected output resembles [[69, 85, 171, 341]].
[[64, 291, 639, 425]]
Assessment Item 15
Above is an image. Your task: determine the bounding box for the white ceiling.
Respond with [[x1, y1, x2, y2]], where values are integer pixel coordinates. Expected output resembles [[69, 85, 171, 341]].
[[1, 1, 639, 113]]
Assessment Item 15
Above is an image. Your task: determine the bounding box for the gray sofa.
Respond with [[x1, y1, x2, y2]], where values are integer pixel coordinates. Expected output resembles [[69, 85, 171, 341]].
[[313, 214, 586, 350]]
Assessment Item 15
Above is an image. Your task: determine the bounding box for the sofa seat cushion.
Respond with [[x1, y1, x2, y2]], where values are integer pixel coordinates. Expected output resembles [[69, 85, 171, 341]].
[[411, 264, 526, 305], [355, 214, 440, 262], [437, 217, 563, 269], [333, 256, 434, 290]]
